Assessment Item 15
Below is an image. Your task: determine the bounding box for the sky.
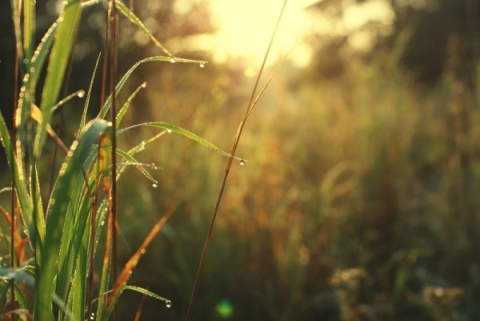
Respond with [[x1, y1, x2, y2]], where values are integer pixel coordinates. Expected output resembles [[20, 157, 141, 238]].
[[207, 0, 318, 67]]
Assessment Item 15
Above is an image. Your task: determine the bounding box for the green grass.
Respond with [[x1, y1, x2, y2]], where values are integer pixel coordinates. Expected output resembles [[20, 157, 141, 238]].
[[0, 1, 234, 321]]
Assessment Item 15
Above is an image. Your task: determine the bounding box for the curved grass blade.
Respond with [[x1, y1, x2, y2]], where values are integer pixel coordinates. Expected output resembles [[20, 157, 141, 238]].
[[15, 13, 59, 170], [35, 119, 110, 321], [99, 56, 206, 119], [117, 122, 245, 162], [124, 286, 171, 307], [80, 54, 102, 133], [30, 21, 58, 87], [115, 82, 146, 128], [126, 131, 167, 156]]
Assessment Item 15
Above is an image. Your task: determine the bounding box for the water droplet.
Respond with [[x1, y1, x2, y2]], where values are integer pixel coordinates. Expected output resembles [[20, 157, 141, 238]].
[[167, 129, 172, 133], [169, 57, 176, 63], [77, 90, 85, 98], [165, 300, 172, 308], [90, 313, 95, 320], [199, 63, 205, 68], [100, 220, 105, 226], [239, 159, 245, 166], [152, 183, 158, 188], [140, 249, 146, 254], [141, 82, 147, 88]]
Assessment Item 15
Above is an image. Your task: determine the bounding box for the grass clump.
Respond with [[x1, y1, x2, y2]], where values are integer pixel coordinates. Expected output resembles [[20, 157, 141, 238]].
[[0, 1, 236, 320]]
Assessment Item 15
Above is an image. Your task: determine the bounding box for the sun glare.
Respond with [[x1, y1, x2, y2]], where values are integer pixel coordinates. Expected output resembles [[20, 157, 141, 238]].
[[207, 0, 394, 68], [208, 0, 317, 68]]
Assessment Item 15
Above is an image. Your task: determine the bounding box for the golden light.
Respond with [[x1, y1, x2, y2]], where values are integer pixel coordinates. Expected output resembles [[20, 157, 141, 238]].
[[208, 0, 317, 68], [207, 0, 395, 68]]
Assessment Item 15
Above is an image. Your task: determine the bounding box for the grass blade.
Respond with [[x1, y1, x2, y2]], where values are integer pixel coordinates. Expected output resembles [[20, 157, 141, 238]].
[[117, 122, 244, 162], [98, 56, 206, 119], [35, 0, 83, 157], [185, 1, 288, 319], [115, 82, 146, 128], [123, 286, 171, 307], [34, 119, 110, 321], [80, 54, 102, 133]]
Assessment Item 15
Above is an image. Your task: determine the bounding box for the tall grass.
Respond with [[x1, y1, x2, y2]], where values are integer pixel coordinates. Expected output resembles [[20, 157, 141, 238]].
[[0, 1, 240, 321], [117, 54, 480, 319]]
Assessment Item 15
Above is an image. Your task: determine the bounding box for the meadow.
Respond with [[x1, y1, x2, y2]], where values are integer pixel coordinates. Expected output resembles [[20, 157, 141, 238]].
[[1, 1, 480, 321]]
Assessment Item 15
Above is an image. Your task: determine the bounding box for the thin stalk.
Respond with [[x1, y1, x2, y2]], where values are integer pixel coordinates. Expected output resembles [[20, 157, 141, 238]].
[[100, 2, 110, 109], [108, 0, 119, 320], [133, 294, 147, 321], [184, 1, 288, 320], [10, 25, 20, 321], [86, 136, 102, 321], [10, 0, 21, 314]]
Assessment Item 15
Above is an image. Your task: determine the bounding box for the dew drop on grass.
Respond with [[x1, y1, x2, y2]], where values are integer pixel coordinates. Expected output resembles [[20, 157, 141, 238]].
[[90, 313, 95, 320], [141, 249, 146, 254], [141, 82, 147, 88], [165, 300, 172, 308], [167, 129, 172, 133], [199, 63, 205, 68], [152, 183, 158, 188], [239, 159, 245, 166], [169, 57, 176, 63], [77, 90, 85, 98]]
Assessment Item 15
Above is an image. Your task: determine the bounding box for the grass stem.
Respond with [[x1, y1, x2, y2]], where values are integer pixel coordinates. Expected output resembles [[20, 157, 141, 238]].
[[108, 0, 119, 319], [184, 1, 288, 320]]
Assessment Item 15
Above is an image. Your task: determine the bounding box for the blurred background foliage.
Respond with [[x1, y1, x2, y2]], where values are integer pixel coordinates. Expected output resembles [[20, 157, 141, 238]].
[[2, 0, 480, 320]]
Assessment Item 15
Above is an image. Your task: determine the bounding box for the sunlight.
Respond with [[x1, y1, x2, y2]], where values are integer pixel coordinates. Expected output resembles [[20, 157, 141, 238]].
[[208, 0, 317, 67], [207, 0, 395, 67]]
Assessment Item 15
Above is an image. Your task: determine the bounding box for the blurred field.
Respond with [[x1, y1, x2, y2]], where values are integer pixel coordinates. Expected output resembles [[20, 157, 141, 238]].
[[108, 52, 480, 320]]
